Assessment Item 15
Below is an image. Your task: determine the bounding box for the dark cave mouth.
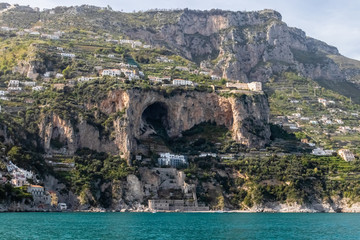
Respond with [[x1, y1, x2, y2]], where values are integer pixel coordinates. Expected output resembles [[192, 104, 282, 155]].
[[141, 102, 169, 138]]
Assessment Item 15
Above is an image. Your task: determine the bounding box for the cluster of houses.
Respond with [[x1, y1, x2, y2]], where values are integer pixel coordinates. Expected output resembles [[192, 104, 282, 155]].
[[100, 68, 141, 80], [5, 161, 67, 209], [6, 161, 34, 187], [312, 148, 356, 161], [1, 24, 65, 40], [0, 80, 44, 99]]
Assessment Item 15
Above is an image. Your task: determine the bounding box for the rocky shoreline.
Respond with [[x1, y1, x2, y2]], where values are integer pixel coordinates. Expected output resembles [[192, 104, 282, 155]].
[[3, 201, 360, 213]]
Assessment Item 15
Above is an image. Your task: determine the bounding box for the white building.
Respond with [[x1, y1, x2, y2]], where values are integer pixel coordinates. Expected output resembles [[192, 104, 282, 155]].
[[338, 149, 355, 162], [199, 71, 211, 76], [158, 153, 188, 168], [1, 26, 17, 31], [312, 148, 334, 156], [121, 68, 137, 80], [78, 76, 97, 82], [0, 90, 8, 96], [8, 80, 20, 87], [119, 39, 135, 44], [55, 73, 64, 79], [41, 34, 60, 40], [149, 76, 171, 83], [59, 203, 67, 210], [131, 41, 142, 48], [59, 53, 75, 58], [21, 81, 36, 87], [300, 117, 310, 121], [199, 153, 217, 158], [44, 72, 52, 78], [8, 87, 22, 91], [32, 86, 44, 91], [211, 75, 221, 80], [29, 31, 40, 35], [0, 97, 9, 101], [101, 69, 121, 77], [318, 98, 327, 104], [318, 98, 335, 107], [173, 79, 193, 86]]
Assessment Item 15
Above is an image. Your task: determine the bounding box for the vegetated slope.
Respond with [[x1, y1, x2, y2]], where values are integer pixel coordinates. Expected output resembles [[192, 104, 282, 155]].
[[1, 5, 359, 101], [0, 4, 360, 211]]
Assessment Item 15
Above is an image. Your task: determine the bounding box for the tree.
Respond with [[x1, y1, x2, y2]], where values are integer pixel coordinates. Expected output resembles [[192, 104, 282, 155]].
[[62, 65, 72, 79], [215, 195, 225, 210]]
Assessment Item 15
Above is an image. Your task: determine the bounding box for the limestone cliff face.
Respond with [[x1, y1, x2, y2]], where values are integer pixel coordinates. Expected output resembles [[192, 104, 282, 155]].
[[4, 7, 360, 86], [38, 89, 270, 158], [125, 9, 348, 83], [12, 60, 43, 80], [99, 89, 270, 158], [38, 112, 118, 155]]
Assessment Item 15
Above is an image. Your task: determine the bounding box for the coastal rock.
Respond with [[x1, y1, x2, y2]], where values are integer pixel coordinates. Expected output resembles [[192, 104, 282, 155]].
[[38, 89, 270, 159]]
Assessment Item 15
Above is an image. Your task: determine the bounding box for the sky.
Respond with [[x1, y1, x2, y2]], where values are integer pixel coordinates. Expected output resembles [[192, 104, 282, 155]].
[[4, 0, 360, 60]]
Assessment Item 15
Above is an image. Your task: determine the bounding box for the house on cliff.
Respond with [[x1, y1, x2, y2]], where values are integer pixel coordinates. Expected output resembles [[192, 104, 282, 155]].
[[158, 153, 188, 168], [226, 82, 262, 91], [172, 79, 193, 86], [338, 149, 355, 162]]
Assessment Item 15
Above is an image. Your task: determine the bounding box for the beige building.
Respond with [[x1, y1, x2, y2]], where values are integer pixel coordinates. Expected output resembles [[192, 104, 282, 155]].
[[27, 185, 51, 205], [338, 149, 355, 162], [226, 81, 262, 91]]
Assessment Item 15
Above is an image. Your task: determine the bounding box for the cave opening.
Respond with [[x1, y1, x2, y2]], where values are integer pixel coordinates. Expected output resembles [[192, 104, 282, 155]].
[[141, 102, 169, 139]]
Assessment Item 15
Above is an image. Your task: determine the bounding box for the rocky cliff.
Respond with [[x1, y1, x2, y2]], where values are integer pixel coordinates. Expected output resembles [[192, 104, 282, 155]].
[[125, 9, 348, 83], [38, 112, 118, 156], [2, 6, 360, 97], [38, 88, 270, 159], [3, 7, 359, 84]]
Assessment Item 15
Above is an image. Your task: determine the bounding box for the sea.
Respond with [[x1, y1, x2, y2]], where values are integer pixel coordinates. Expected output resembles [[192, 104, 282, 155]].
[[0, 212, 359, 239]]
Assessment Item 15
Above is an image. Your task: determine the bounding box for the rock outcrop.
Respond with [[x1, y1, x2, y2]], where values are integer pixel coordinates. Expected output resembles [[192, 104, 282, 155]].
[[38, 89, 270, 159], [101, 88, 270, 159], [38, 112, 118, 155], [120, 9, 346, 83]]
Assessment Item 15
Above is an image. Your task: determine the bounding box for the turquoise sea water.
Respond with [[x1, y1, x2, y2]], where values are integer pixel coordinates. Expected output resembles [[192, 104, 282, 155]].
[[0, 212, 359, 239]]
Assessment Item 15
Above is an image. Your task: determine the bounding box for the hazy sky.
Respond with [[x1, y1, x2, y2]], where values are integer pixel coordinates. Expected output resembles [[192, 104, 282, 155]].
[[5, 0, 360, 60]]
